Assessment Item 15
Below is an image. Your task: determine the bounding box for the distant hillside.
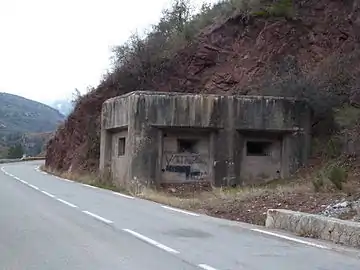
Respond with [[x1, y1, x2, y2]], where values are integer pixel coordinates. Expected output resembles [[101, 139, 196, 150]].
[[0, 92, 64, 158], [0, 92, 65, 135], [22, 132, 54, 157], [49, 99, 74, 116]]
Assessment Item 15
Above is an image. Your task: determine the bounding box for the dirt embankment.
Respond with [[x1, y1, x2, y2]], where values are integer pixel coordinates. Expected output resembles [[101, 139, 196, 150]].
[[46, 0, 360, 173]]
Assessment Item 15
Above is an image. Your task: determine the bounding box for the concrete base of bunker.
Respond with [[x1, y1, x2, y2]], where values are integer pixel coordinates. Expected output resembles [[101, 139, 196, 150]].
[[99, 91, 311, 188]]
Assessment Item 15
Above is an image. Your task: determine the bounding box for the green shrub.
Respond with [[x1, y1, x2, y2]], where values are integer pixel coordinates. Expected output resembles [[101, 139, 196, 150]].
[[328, 166, 348, 191], [253, 0, 294, 19], [312, 163, 348, 192], [312, 177, 324, 192], [334, 105, 360, 128], [324, 136, 342, 158], [311, 136, 342, 159]]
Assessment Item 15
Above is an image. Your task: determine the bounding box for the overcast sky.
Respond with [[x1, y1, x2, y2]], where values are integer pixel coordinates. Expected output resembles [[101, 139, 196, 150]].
[[0, 0, 214, 103]]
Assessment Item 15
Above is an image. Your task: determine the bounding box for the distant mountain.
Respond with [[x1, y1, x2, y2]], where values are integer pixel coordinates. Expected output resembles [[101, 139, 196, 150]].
[[0, 92, 65, 135], [0, 92, 65, 158], [49, 99, 74, 116]]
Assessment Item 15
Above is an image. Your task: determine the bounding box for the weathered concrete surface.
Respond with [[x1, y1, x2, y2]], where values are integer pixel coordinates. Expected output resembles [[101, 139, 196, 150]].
[[266, 209, 360, 248], [100, 91, 311, 187]]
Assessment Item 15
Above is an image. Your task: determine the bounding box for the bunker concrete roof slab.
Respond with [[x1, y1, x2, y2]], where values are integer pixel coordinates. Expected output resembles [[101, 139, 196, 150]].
[[101, 91, 310, 132]]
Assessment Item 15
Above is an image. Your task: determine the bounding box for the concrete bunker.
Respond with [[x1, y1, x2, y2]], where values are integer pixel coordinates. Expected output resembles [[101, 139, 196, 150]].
[[100, 91, 311, 187]]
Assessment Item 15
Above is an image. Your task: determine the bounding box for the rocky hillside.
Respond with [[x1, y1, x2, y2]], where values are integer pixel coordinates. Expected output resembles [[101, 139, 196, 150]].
[[46, 0, 360, 173]]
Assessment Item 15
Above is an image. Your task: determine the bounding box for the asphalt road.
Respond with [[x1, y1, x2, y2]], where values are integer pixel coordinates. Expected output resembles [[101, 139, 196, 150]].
[[1, 161, 359, 270]]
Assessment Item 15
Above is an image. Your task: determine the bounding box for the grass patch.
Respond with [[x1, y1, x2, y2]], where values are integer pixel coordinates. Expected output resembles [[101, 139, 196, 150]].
[[41, 165, 124, 193]]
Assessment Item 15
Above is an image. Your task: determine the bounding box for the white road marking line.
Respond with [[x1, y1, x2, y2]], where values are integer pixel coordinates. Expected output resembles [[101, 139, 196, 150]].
[[8, 173, 14, 177], [41, 190, 55, 198], [56, 198, 78, 208], [123, 229, 179, 254], [162, 205, 199, 216], [28, 184, 39, 190], [13, 176, 20, 180], [112, 192, 134, 199], [82, 210, 113, 224], [251, 229, 329, 249], [198, 264, 218, 270], [41, 171, 47, 175], [0, 167, 10, 175], [20, 179, 28, 184], [82, 184, 99, 189]]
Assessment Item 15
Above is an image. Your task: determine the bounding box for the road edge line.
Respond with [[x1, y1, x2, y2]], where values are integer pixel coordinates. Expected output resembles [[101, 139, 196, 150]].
[[198, 264, 218, 270], [82, 210, 113, 224], [57, 198, 78, 208], [123, 228, 179, 254], [112, 192, 134, 199], [251, 228, 329, 249], [161, 205, 199, 217], [41, 190, 55, 198]]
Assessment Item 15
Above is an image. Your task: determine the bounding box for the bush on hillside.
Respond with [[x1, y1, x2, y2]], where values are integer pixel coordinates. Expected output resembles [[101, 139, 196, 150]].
[[259, 50, 360, 136], [253, 0, 294, 18], [107, 0, 294, 93]]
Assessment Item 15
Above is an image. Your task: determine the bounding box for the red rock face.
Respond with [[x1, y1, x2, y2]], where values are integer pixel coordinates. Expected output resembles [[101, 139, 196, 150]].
[[45, 0, 360, 172]]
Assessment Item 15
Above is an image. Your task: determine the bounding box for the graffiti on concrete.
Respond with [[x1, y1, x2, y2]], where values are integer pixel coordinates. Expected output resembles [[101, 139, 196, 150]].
[[163, 152, 208, 181]]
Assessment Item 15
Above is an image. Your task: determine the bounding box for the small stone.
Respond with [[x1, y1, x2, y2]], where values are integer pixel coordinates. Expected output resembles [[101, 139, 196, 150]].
[[335, 201, 349, 208]]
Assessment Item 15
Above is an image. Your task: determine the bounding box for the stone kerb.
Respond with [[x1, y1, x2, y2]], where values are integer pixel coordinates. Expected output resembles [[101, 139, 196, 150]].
[[266, 209, 360, 248]]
